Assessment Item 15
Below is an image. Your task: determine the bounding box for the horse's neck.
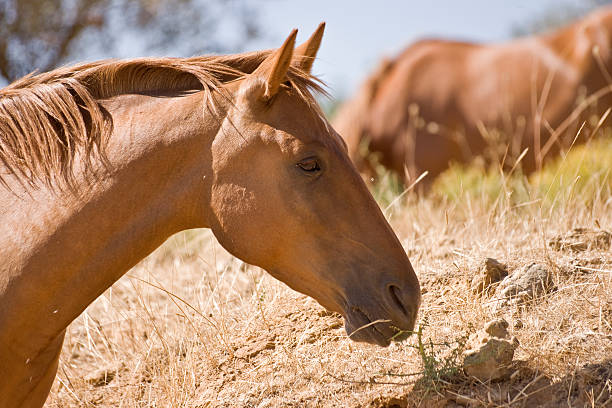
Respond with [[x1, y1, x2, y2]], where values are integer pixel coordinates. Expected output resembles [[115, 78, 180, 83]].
[[0, 91, 217, 364]]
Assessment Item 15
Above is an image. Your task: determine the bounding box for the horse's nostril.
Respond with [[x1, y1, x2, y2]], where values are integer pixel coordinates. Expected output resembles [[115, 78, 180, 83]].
[[388, 284, 409, 318]]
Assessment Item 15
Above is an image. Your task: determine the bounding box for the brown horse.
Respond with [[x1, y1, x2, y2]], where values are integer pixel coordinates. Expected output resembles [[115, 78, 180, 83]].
[[0, 25, 420, 407], [334, 7, 612, 185]]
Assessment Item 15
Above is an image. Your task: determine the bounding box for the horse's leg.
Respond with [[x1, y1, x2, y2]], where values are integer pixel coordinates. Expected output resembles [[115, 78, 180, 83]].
[[19, 330, 66, 408]]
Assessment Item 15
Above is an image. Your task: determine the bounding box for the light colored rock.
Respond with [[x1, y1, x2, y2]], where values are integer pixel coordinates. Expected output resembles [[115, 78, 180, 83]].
[[494, 263, 554, 308], [463, 318, 519, 381], [483, 318, 510, 338], [549, 228, 611, 252], [470, 258, 508, 296]]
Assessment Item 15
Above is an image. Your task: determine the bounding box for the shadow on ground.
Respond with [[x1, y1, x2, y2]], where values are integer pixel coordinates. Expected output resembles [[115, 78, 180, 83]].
[[368, 358, 612, 408]]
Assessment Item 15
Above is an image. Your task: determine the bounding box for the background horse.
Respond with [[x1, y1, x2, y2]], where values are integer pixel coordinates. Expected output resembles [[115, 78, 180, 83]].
[[0, 25, 420, 407], [334, 6, 612, 185]]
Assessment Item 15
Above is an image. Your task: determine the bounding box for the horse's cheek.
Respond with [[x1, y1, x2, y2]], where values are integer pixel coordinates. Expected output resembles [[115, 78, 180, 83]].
[[209, 182, 273, 264]]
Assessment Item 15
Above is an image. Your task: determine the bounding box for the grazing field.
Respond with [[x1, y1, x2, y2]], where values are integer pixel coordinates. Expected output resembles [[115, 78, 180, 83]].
[[48, 130, 611, 407]]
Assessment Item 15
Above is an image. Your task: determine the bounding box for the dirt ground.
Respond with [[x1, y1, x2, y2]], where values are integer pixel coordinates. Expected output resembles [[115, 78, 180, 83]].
[[46, 191, 612, 407]]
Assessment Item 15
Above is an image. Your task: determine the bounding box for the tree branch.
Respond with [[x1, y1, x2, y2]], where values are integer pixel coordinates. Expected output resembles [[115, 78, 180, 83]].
[[43, 0, 104, 72]]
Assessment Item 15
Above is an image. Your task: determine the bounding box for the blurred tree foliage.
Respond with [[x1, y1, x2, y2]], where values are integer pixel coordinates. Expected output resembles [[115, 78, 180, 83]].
[[0, 0, 259, 84], [512, 0, 612, 37]]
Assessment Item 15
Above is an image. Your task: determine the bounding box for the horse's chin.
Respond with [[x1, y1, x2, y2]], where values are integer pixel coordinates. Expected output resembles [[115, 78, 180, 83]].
[[343, 309, 392, 347], [342, 306, 417, 347]]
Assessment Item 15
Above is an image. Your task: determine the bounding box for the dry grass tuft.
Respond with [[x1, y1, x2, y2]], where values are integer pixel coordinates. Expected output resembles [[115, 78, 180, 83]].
[[47, 130, 612, 407]]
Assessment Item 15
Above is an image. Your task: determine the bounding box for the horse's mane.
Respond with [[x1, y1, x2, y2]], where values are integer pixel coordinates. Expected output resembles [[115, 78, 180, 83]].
[[0, 51, 325, 188]]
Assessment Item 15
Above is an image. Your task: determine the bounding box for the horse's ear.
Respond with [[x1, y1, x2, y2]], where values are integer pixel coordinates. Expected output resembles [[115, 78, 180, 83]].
[[294, 22, 325, 73], [251, 29, 298, 100]]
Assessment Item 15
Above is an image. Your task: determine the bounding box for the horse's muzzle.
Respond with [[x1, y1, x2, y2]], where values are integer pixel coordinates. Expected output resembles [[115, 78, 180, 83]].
[[343, 281, 420, 347]]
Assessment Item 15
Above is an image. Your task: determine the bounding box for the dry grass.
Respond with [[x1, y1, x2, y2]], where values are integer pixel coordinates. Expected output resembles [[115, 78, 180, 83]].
[[47, 134, 612, 407]]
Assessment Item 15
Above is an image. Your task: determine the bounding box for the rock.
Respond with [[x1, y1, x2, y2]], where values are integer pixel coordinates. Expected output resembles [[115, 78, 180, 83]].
[[234, 335, 275, 360], [84, 363, 122, 386], [463, 318, 519, 381], [484, 318, 509, 338], [494, 263, 554, 308], [471, 258, 508, 296], [549, 228, 611, 252], [368, 395, 408, 408]]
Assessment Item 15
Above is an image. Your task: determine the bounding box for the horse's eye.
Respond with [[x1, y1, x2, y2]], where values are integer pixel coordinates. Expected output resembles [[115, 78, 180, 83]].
[[297, 158, 321, 173]]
